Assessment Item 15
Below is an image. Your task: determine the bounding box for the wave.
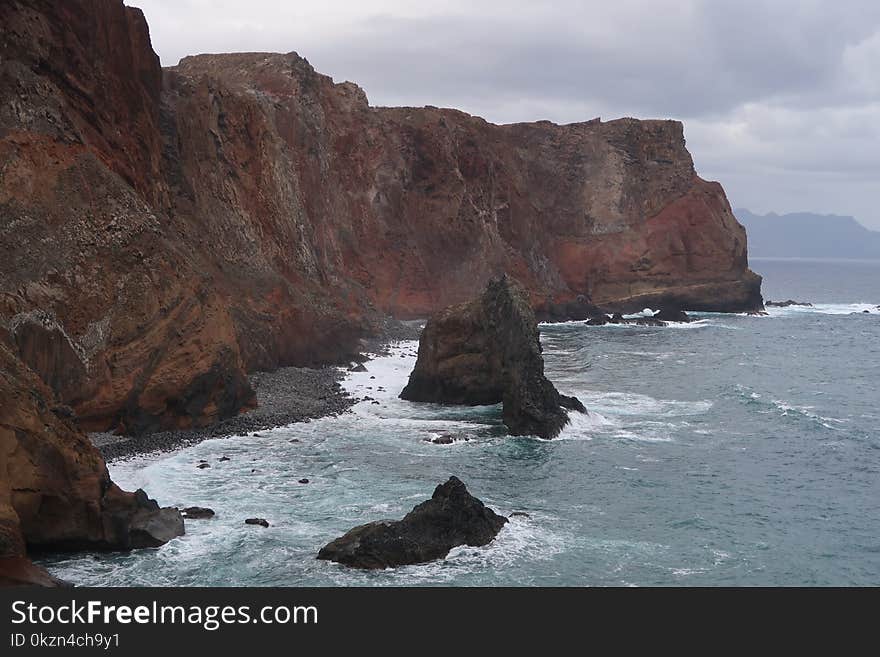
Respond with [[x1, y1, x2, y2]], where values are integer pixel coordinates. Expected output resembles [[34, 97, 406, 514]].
[[753, 303, 879, 317], [732, 384, 847, 430]]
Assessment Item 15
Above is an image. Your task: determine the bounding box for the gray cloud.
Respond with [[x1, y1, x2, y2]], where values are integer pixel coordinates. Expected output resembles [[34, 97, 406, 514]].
[[131, 0, 880, 228]]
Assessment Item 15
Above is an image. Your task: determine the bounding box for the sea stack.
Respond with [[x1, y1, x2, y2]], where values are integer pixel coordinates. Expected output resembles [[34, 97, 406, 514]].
[[317, 477, 507, 569], [400, 275, 586, 439]]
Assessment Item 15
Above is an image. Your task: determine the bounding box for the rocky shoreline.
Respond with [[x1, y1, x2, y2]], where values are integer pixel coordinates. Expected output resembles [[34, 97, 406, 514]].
[[93, 319, 424, 462]]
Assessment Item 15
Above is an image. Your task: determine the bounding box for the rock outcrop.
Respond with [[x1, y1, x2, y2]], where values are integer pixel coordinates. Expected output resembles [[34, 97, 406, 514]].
[[1, 0, 762, 438], [0, 342, 184, 585], [400, 276, 584, 439], [586, 308, 692, 326], [317, 476, 507, 569]]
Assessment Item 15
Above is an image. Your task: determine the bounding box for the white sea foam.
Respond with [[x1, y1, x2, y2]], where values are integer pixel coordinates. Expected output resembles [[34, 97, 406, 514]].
[[761, 302, 879, 317]]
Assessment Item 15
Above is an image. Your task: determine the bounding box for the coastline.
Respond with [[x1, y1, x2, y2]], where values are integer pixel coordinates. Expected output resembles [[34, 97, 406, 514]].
[[92, 318, 424, 462]]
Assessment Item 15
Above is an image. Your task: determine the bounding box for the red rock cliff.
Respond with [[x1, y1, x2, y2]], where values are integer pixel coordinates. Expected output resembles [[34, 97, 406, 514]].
[[1, 0, 763, 441]]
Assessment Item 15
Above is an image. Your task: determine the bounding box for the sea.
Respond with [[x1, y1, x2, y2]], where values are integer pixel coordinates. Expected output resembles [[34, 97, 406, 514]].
[[40, 257, 880, 586]]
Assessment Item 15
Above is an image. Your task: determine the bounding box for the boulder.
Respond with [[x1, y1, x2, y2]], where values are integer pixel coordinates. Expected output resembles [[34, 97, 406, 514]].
[[317, 477, 507, 569], [245, 518, 270, 528], [182, 507, 215, 519], [400, 275, 585, 439], [129, 508, 186, 548]]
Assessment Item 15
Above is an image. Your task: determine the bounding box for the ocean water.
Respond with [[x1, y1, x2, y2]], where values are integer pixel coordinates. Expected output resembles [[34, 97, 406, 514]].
[[41, 258, 880, 586]]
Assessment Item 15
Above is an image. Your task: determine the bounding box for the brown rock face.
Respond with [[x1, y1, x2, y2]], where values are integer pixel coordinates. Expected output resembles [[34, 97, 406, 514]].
[[401, 276, 585, 439], [1, 0, 761, 439], [0, 341, 184, 583]]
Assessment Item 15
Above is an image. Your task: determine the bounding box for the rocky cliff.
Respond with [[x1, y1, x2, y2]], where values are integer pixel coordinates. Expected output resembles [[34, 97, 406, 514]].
[[0, 0, 762, 577], [1, 0, 762, 438]]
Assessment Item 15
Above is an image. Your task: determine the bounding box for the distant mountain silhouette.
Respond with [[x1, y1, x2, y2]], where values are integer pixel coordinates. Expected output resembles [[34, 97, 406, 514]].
[[736, 209, 880, 259]]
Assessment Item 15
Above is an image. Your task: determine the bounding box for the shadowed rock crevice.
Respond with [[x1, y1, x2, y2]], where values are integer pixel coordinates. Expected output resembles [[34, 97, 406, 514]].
[[401, 275, 585, 439]]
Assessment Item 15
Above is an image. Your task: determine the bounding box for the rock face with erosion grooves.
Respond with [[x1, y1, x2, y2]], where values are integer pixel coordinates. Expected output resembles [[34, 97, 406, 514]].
[[400, 276, 585, 439], [317, 477, 507, 569], [1, 0, 761, 438]]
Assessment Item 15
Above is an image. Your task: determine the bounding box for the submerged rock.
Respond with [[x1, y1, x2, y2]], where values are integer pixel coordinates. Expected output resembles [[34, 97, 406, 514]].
[[182, 507, 215, 519], [400, 275, 585, 439], [245, 518, 270, 528], [317, 477, 507, 569]]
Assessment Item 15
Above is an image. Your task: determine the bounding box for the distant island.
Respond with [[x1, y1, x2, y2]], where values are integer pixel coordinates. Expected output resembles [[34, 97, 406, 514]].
[[736, 209, 880, 259]]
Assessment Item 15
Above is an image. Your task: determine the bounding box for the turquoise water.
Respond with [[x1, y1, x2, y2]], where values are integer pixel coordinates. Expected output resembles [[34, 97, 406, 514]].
[[41, 259, 880, 586]]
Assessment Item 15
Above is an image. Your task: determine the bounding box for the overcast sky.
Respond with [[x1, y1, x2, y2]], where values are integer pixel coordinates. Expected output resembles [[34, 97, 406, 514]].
[[130, 0, 880, 229]]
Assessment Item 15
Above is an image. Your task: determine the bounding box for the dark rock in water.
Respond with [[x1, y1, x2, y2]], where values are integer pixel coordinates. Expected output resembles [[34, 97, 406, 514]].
[[863, 310, 870, 314], [400, 275, 585, 439], [245, 518, 269, 528], [289, 438, 301, 443], [218, 456, 231, 462], [747, 310, 769, 316], [424, 433, 470, 445], [128, 500, 186, 548], [766, 299, 813, 307], [317, 476, 507, 569], [182, 507, 215, 519], [298, 478, 310, 484], [611, 313, 625, 323], [510, 511, 531, 518], [348, 363, 368, 372], [197, 462, 210, 469], [653, 308, 692, 323], [628, 316, 666, 326], [559, 394, 587, 413], [585, 314, 610, 326]]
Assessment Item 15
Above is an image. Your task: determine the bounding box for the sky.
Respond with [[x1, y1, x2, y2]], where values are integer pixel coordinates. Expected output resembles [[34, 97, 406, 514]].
[[130, 0, 880, 230]]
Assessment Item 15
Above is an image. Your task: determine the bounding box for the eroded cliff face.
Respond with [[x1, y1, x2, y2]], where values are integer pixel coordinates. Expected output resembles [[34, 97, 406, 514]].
[[1, 0, 762, 442], [0, 342, 183, 584]]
